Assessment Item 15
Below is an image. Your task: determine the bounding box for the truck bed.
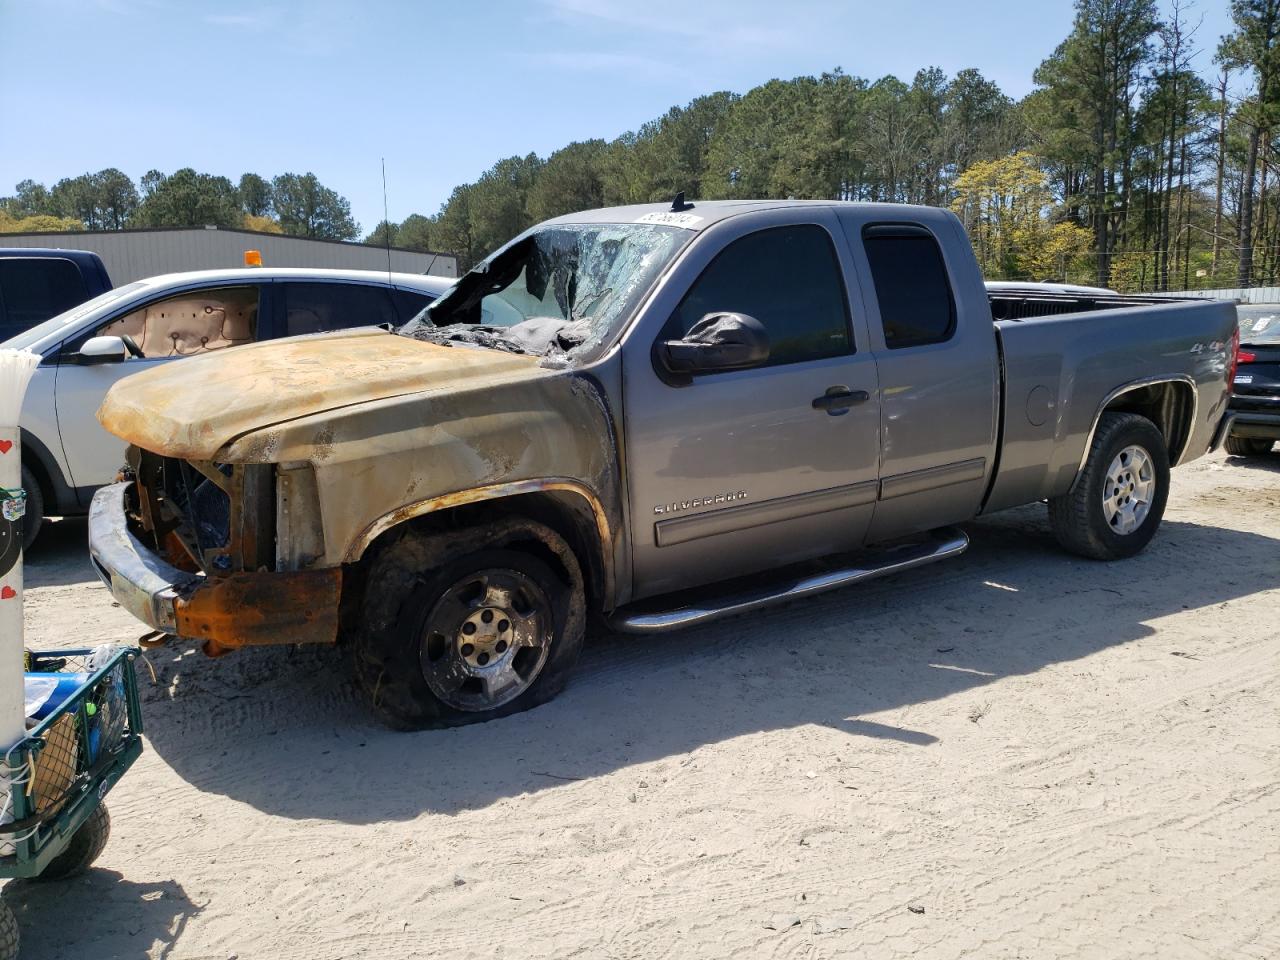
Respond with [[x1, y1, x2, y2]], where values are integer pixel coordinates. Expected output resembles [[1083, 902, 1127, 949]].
[[988, 288, 1198, 321], [982, 293, 1238, 515]]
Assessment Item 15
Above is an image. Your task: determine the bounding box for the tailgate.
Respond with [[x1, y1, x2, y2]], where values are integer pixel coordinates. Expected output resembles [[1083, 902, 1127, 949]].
[[1233, 343, 1280, 407]]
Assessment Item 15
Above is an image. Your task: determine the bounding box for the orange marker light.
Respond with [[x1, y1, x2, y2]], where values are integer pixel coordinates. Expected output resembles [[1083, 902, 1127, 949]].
[[244, 249, 263, 267]]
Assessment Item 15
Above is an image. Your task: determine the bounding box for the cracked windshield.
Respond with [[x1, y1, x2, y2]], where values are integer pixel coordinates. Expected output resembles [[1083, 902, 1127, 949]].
[[399, 222, 687, 362]]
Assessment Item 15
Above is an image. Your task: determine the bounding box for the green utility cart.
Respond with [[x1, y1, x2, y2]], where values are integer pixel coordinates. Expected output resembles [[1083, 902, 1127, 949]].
[[0, 647, 143, 958]]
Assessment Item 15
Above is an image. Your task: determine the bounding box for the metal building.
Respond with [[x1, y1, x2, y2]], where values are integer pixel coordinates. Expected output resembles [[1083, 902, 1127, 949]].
[[0, 226, 458, 284]]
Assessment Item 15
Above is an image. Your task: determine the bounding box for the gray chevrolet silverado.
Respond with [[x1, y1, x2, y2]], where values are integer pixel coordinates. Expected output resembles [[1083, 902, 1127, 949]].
[[87, 199, 1239, 728]]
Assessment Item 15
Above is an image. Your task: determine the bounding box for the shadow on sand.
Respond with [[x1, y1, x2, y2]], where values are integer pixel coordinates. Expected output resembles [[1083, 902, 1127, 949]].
[[37, 503, 1278, 823], [5, 870, 198, 960], [20, 499, 1269, 824], [1222, 448, 1280, 473]]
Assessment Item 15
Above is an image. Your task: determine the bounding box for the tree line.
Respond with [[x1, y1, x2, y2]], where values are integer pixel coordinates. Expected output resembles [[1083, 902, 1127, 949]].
[[0, 169, 358, 241], [8, 1, 1280, 292], [373, 0, 1280, 292]]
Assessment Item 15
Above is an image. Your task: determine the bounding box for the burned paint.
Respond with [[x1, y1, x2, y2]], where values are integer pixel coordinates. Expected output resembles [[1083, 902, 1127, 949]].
[[98, 312, 627, 650], [214, 352, 623, 579], [174, 566, 342, 649], [96, 328, 543, 461]]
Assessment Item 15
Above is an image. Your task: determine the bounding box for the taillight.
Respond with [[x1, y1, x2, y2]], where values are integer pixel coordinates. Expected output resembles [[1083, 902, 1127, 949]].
[[1228, 326, 1241, 384], [1238, 349, 1257, 364]]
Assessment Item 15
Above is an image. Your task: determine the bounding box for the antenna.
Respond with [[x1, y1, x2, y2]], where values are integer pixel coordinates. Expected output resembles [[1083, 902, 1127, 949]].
[[381, 157, 392, 281]]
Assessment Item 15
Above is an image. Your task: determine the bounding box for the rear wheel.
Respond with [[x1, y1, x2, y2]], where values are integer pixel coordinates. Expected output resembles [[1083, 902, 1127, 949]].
[[353, 522, 586, 729], [35, 804, 110, 881], [0, 899, 17, 960], [1224, 435, 1273, 457], [1048, 412, 1170, 560]]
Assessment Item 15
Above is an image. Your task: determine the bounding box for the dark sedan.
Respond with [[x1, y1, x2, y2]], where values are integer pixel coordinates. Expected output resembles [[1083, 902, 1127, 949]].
[[1226, 305, 1280, 457]]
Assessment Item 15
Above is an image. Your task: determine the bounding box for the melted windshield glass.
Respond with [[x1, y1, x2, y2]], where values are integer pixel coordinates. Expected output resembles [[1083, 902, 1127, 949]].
[[398, 223, 687, 362]]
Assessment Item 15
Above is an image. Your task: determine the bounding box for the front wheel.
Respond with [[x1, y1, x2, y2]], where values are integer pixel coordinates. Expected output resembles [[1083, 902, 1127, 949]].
[[1224, 435, 1273, 457], [1048, 412, 1170, 560], [20, 465, 43, 552], [353, 522, 586, 729]]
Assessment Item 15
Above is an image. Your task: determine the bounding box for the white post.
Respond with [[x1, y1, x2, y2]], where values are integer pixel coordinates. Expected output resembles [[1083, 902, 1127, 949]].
[[0, 349, 41, 833]]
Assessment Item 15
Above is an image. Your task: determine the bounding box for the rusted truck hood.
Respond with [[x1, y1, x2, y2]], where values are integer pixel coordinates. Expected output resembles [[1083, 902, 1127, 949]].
[[97, 329, 545, 459]]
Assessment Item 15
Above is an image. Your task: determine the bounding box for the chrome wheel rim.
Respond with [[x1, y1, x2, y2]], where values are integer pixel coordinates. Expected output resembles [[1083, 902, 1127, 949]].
[[419, 569, 552, 712], [1101, 444, 1155, 535]]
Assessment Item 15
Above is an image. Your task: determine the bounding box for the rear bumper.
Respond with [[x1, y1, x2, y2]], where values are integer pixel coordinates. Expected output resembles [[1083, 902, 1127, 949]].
[[89, 482, 342, 650], [1226, 393, 1280, 441], [1229, 411, 1280, 440]]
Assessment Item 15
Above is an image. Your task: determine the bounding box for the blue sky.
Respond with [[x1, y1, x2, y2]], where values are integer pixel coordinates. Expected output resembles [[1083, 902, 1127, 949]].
[[0, 0, 1237, 234]]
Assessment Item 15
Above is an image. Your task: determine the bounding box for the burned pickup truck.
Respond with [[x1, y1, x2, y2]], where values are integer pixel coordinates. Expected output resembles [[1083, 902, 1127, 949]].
[[88, 200, 1239, 728]]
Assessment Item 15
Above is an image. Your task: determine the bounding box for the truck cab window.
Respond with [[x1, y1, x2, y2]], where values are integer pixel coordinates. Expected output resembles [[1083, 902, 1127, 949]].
[[862, 227, 956, 349], [96, 286, 259, 358], [665, 224, 852, 366]]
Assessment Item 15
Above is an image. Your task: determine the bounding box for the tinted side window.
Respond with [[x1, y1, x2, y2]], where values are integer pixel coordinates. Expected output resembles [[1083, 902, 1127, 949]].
[[0, 258, 90, 338], [665, 225, 852, 366], [389, 288, 434, 324], [862, 228, 956, 349], [283, 283, 398, 336]]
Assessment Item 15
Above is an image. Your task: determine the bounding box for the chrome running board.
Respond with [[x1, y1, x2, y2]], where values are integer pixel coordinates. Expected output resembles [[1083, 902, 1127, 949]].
[[608, 526, 969, 634]]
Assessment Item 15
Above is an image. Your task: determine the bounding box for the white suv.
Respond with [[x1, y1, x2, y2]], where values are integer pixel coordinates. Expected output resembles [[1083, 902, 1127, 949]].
[[8, 267, 453, 546]]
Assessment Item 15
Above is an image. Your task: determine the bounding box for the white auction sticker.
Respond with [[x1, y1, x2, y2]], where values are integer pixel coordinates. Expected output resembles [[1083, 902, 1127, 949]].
[[635, 211, 705, 228]]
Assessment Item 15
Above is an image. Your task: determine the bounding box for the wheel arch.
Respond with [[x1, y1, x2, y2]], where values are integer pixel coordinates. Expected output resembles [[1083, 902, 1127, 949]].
[[345, 480, 613, 613], [1069, 376, 1196, 492], [19, 428, 61, 511]]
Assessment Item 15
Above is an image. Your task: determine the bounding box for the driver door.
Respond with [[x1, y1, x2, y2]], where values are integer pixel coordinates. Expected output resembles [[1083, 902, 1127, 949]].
[[55, 283, 264, 490], [621, 211, 882, 600]]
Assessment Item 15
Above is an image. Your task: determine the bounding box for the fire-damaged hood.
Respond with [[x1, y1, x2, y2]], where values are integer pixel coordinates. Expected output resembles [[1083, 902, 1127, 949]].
[[97, 328, 547, 460]]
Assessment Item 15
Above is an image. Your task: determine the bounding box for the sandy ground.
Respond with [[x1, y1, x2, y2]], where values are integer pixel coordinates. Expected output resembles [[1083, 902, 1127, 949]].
[[3, 450, 1278, 960]]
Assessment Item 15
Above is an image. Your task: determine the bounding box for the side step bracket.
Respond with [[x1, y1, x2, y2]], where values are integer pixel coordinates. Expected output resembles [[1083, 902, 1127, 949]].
[[608, 526, 969, 634]]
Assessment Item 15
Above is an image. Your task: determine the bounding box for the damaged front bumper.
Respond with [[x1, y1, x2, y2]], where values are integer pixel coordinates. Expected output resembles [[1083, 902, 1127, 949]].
[[89, 482, 342, 652]]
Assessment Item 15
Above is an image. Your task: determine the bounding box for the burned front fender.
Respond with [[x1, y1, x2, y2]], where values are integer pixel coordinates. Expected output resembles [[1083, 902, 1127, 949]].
[[217, 368, 624, 583]]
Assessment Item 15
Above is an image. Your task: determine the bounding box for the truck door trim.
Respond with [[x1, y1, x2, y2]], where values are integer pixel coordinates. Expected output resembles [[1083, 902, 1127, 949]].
[[879, 457, 987, 501], [653, 479, 879, 547]]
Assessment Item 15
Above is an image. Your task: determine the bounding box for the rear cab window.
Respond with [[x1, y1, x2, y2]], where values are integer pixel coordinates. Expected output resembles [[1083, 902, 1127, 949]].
[[663, 224, 853, 367], [0, 258, 90, 339], [861, 225, 956, 349]]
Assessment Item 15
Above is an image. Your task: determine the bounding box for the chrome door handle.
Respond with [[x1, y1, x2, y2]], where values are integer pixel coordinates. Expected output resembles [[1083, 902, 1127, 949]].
[[812, 388, 870, 414]]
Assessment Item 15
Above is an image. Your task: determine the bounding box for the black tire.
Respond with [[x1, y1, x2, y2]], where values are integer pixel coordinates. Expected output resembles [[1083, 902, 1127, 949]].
[[35, 804, 110, 881], [1048, 412, 1170, 560], [0, 900, 17, 960], [20, 464, 43, 552], [352, 521, 586, 730], [1224, 435, 1273, 457]]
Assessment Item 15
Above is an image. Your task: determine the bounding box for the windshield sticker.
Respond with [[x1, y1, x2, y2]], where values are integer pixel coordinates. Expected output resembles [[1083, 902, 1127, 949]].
[[635, 211, 704, 228]]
